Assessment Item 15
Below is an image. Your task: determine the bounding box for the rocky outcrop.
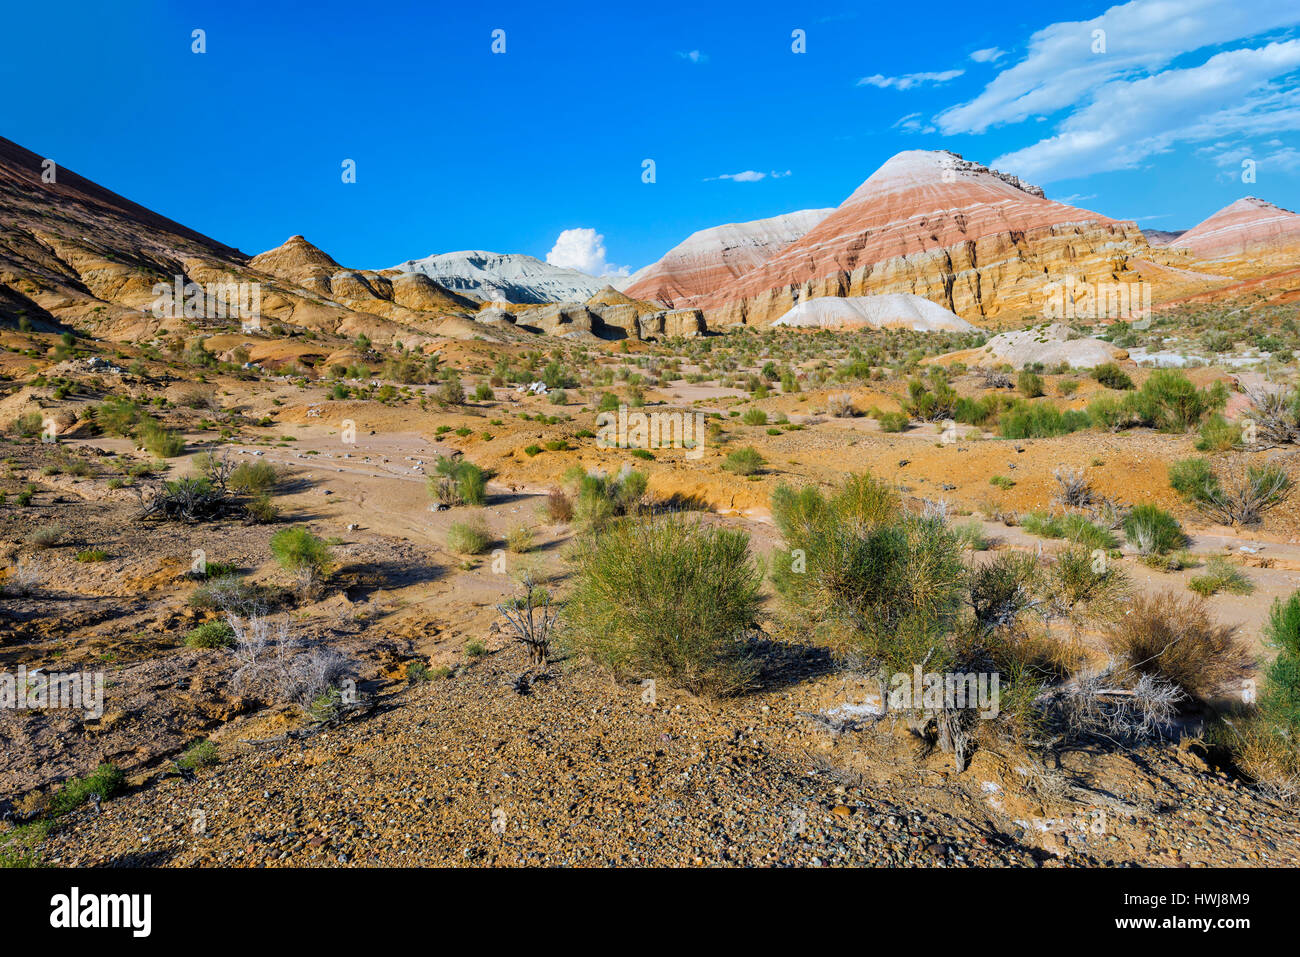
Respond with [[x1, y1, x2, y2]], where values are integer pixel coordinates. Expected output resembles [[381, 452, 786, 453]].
[[700, 150, 1146, 329], [940, 322, 1128, 369], [390, 250, 621, 304], [624, 208, 833, 307], [250, 237, 478, 321], [511, 303, 602, 337], [639, 308, 705, 340], [1169, 198, 1300, 275], [773, 294, 978, 332]]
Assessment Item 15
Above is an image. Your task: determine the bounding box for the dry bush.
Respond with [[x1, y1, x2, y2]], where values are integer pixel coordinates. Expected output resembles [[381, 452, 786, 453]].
[[497, 575, 558, 667], [1051, 467, 1094, 508], [826, 393, 857, 418], [1103, 591, 1251, 701], [544, 487, 573, 523], [1217, 716, 1300, 800], [3, 558, 42, 597], [1242, 383, 1300, 446], [1054, 669, 1185, 741], [225, 608, 351, 710]]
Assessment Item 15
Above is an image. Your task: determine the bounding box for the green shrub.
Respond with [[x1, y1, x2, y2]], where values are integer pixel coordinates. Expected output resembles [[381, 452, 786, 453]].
[[1261, 593, 1300, 733], [1122, 504, 1185, 556], [1087, 394, 1133, 432], [1090, 362, 1134, 390], [229, 461, 277, 493], [428, 456, 489, 506], [771, 474, 965, 670], [1169, 457, 1292, 525], [270, 527, 332, 588], [140, 420, 185, 458], [954, 395, 999, 426], [741, 408, 768, 426], [572, 468, 646, 531], [953, 519, 991, 551], [969, 551, 1040, 628], [721, 447, 764, 476], [1017, 370, 1046, 398], [505, 525, 534, 553], [48, 763, 125, 817], [177, 740, 219, 769], [447, 518, 493, 555], [94, 397, 143, 436], [1019, 511, 1117, 550], [1128, 369, 1226, 432], [902, 375, 957, 421], [1168, 456, 1218, 498], [564, 514, 762, 696], [185, 620, 236, 648], [877, 410, 909, 432], [1045, 544, 1130, 623], [1188, 557, 1253, 597], [75, 548, 108, 562], [1195, 413, 1243, 452], [999, 402, 1088, 439]]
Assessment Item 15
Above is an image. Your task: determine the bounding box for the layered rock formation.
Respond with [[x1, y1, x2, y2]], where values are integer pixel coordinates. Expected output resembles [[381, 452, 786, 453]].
[[0, 136, 444, 348], [773, 294, 977, 332], [1168, 198, 1300, 275], [0, 134, 250, 337], [250, 236, 478, 321], [390, 250, 621, 304], [699, 150, 1145, 329], [624, 208, 833, 307]]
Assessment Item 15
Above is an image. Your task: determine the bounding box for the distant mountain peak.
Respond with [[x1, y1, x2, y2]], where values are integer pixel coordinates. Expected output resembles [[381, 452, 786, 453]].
[[389, 250, 616, 305]]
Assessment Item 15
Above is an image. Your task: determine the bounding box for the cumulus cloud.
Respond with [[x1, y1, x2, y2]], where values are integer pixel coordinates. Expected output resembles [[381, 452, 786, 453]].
[[678, 50, 708, 64], [859, 69, 964, 90], [930, 0, 1300, 182], [970, 47, 1005, 63], [704, 170, 792, 182], [546, 228, 628, 277]]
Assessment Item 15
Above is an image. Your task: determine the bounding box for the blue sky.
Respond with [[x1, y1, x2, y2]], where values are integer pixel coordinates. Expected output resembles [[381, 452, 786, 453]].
[[3, 0, 1299, 274]]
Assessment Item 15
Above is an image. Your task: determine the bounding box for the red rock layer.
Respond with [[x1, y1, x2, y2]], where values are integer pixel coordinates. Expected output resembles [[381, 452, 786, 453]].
[[624, 208, 832, 308], [699, 150, 1145, 328], [1169, 198, 1300, 275]]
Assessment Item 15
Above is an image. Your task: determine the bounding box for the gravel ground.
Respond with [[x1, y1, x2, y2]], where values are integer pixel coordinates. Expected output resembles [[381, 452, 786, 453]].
[[34, 644, 1300, 868]]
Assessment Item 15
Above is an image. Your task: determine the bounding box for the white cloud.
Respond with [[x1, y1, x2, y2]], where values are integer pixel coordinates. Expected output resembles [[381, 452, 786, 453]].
[[986, 40, 1300, 181], [970, 47, 1005, 63], [938, 0, 1300, 135], [1202, 142, 1300, 179], [704, 169, 792, 182], [678, 50, 708, 64], [892, 112, 935, 133], [546, 228, 628, 277], [858, 69, 964, 90]]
